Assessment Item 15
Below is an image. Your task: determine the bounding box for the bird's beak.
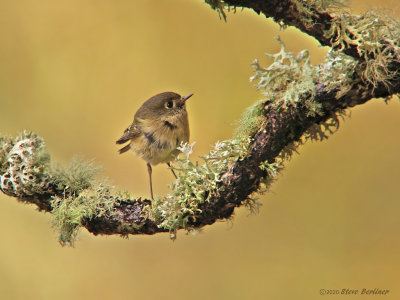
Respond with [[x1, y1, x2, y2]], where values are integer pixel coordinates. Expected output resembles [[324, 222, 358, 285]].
[[177, 93, 193, 106], [181, 93, 193, 102]]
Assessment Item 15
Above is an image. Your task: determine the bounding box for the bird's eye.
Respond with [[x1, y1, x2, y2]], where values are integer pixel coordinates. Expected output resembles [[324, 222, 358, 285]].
[[165, 101, 174, 109]]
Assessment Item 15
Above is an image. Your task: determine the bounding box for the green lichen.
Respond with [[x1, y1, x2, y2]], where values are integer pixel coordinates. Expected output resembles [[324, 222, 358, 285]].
[[156, 139, 250, 237], [250, 37, 321, 117], [48, 156, 127, 245], [51, 182, 118, 246], [234, 100, 266, 140], [49, 157, 114, 246], [294, 0, 347, 14], [288, 0, 348, 29], [259, 159, 284, 189], [318, 50, 359, 99], [312, 0, 348, 11], [0, 136, 12, 174], [49, 157, 100, 194], [326, 9, 400, 89]]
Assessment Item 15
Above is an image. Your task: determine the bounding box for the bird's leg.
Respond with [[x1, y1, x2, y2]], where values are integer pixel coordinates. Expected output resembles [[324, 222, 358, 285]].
[[167, 162, 178, 179], [147, 163, 154, 202]]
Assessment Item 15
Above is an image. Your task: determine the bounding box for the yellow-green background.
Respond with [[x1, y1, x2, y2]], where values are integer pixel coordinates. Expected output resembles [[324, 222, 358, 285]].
[[0, 1, 399, 299]]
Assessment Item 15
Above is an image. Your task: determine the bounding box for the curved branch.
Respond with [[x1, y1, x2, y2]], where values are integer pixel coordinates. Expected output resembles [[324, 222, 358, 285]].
[[2, 63, 398, 240], [1, 0, 399, 244]]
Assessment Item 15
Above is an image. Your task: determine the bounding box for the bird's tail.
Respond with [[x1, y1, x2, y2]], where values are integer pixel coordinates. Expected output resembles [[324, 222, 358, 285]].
[[118, 144, 131, 154], [116, 136, 129, 144]]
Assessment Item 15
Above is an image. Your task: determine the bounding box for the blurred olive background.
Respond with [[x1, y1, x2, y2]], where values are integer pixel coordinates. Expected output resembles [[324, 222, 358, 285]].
[[1, 0, 399, 299]]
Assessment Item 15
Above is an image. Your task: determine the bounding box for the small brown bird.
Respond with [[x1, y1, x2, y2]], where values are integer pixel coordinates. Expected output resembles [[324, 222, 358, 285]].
[[116, 92, 193, 201]]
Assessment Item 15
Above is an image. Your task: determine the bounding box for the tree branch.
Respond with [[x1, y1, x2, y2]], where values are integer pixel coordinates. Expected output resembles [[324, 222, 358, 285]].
[[1, 0, 399, 245], [224, 0, 335, 46]]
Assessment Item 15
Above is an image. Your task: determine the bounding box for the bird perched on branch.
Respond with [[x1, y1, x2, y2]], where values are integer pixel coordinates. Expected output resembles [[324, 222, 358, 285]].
[[116, 92, 193, 201]]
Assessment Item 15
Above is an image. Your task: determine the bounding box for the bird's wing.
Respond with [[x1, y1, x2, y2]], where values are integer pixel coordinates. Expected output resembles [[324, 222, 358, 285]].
[[116, 124, 141, 144]]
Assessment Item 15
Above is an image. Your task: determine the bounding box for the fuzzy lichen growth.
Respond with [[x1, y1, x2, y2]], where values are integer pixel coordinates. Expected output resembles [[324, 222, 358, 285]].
[[234, 100, 266, 140], [283, 0, 348, 29], [156, 139, 250, 237], [311, 0, 348, 11], [318, 49, 359, 99], [50, 157, 100, 194], [51, 182, 118, 246], [48, 155, 122, 245], [326, 9, 400, 88], [293, 0, 347, 15], [250, 37, 322, 116]]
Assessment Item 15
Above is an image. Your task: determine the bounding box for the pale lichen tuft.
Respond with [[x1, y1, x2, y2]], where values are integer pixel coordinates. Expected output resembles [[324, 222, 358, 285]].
[[50, 182, 118, 246], [50, 157, 100, 194], [326, 9, 400, 89], [156, 139, 250, 236], [0, 131, 50, 197], [250, 37, 321, 117]]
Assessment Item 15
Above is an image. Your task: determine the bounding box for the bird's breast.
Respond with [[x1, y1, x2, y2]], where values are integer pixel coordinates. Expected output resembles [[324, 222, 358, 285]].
[[132, 115, 189, 165]]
